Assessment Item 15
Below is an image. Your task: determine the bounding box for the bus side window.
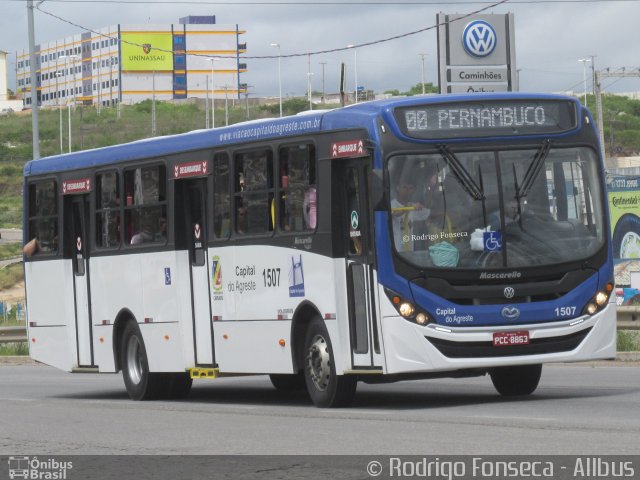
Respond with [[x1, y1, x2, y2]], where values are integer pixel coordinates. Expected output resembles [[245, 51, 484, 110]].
[[26, 179, 59, 256], [95, 172, 121, 248], [234, 149, 273, 235], [278, 143, 316, 232], [213, 152, 230, 239], [123, 165, 167, 246]]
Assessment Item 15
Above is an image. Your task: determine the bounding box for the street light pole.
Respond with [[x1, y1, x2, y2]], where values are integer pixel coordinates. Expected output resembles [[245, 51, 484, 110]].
[[419, 53, 428, 94], [270, 43, 282, 117], [578, 58, 591, 108], [56, 69, 63, 154], [60, 54, 79, 152], [208, 57, 215, 128], [347, 45, 358, 104]]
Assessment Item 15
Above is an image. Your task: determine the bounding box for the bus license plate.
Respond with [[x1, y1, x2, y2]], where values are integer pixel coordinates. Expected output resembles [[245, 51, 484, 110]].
[[493, 331, 530, 347]]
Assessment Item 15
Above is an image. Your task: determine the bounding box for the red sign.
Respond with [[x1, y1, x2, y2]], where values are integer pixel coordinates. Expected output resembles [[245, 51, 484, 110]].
[[173, 160, 209, 179], [330, 140, 364, 158], [493, 331, 530, 347], [62, 178, 92, 195]]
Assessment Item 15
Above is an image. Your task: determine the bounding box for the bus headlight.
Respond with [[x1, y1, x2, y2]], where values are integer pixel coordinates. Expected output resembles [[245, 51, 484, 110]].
[[384, 288, 432, 325], [415, 313, 429, 325], [595, 291, 608, 306], [582, 283, 613, 316], [399, 302, 415, 318]]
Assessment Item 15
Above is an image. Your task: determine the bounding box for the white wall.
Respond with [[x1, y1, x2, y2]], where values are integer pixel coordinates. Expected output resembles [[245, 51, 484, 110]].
[[0, 51, 8, 101]]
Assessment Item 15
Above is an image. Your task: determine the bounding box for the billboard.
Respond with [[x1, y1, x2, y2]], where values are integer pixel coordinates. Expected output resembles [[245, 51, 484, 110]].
[[437, 13, 517, 94], [608, 175, 640, 286], [121, 32, 173, 71]]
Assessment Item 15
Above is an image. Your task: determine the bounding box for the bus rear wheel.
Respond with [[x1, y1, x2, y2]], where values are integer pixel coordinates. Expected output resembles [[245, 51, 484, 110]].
[[303, 317, 356, 407], [489, 364, 542, 396], [121, 321, 166, 400]]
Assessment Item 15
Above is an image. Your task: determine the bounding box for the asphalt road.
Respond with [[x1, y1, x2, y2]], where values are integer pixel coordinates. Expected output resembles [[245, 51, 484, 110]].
[[0, 363, 639, 456]]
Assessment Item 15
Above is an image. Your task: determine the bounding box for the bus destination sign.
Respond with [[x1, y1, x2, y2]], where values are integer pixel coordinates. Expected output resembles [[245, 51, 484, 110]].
[[395, 99, 577, 139]]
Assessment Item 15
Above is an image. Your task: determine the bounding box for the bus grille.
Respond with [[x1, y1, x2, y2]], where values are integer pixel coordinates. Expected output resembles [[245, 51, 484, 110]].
[[425, 328, 591, 359]]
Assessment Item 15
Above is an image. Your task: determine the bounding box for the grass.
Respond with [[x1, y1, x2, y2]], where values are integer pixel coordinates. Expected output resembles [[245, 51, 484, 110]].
[[0, 243, 22, 260], [0, 342, 29, 356], [0, 262, 24, 290], [617, 330, 640, 352]]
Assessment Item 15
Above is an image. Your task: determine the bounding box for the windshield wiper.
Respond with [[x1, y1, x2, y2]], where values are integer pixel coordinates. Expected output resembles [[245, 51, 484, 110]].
[[517, 139, 551, 199], [437, 145, 485, 201]]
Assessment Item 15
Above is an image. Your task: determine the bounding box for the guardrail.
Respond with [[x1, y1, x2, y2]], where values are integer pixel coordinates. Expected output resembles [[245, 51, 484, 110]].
[[0, 326, 27, 344], [1, 309, 639, 345]]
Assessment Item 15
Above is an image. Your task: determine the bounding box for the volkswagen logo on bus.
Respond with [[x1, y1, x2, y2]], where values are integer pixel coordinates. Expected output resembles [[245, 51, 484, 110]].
[[501, 306, 520, 321], [462, 20, 497, 57], [504, 287, 515, 299]]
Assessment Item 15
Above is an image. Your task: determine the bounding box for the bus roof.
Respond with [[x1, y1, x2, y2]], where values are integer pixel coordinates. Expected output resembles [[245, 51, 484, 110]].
[[24, 92, 579, 177]]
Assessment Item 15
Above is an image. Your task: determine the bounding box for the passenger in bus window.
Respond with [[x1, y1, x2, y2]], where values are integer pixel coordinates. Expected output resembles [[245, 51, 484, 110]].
[[303, 186, 317, 229], [236, 206, 248, 235], [131, 214, 154, 244], [154, 217, 167, 242]]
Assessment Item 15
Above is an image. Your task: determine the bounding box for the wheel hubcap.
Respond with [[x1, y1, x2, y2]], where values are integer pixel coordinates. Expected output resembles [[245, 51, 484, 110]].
[[126, 335, 143, 385], [307, 334, 331, 391]]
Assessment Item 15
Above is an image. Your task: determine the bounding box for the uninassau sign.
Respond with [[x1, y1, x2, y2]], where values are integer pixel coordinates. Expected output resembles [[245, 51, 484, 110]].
[[121, 33, 173, 71]]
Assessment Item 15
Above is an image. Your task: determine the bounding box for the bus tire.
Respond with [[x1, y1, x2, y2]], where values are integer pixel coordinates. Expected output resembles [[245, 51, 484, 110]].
[[612, 213, 640, 259], [165, 372, 193, 399], [121, 321, 165, 400], [303, 317, 357, 407], [269, 373, 306, 391], [489, 364, 542, 396]]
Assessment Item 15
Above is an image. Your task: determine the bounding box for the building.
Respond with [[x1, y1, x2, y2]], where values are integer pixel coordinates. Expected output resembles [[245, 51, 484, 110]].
[[0, 50, 22, 111], [16, 16, 247, 108]]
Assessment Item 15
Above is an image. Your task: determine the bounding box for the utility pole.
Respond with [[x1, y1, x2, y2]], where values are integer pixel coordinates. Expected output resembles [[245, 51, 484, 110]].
[[307, 54, 312, 110], [27, 0, 40, 159], [319, 62, 326, 103], [205, 75, 209, 129]]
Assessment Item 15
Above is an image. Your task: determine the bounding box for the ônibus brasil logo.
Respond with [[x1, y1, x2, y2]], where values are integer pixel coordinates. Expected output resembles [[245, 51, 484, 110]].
[[462, 20, 497, 57]]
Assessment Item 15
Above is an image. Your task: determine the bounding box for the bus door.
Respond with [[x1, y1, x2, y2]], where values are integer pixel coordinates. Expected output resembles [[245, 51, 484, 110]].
[[64, 193, 93, 367], [180, 178, 214, 365], [338, 158, 384, 369]]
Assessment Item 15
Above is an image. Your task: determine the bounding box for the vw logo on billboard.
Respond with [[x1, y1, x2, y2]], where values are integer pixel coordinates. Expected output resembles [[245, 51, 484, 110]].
[[504, 287, 515, 299], [462, 20, 497, 57]]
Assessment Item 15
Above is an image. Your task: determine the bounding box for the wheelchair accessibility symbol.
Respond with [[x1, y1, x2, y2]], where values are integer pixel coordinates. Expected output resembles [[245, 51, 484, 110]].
[[483, 231, 502, 252]]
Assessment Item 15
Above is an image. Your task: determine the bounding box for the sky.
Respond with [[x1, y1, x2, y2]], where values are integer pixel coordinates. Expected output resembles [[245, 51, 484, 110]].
[[2, 0, 640, 99]]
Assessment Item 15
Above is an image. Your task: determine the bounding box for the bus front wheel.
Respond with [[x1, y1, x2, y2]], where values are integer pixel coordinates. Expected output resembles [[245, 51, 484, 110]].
[[489, 364, 542, 396], [269, 372, 306, 391], [303, 317, 357, 407], [121, 321, 165, 400]]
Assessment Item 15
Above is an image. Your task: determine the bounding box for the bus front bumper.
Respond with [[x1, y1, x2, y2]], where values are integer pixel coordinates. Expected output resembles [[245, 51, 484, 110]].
[[381, 303, 617, 374]]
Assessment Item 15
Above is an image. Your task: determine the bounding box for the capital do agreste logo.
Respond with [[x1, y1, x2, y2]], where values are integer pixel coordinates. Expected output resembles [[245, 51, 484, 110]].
[[462, 20, 497, 57]]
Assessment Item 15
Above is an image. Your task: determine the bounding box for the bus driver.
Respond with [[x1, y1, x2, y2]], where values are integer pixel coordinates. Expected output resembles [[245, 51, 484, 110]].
[[391, 178, 430, 252]]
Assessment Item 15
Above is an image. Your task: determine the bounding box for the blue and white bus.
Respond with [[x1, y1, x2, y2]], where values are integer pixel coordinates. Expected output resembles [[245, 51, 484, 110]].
[[23, 93, 615, 407]]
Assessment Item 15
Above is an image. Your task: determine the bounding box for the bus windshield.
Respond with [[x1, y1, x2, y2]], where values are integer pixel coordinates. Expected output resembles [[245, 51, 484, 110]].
[[388, 146, 605, 269]]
